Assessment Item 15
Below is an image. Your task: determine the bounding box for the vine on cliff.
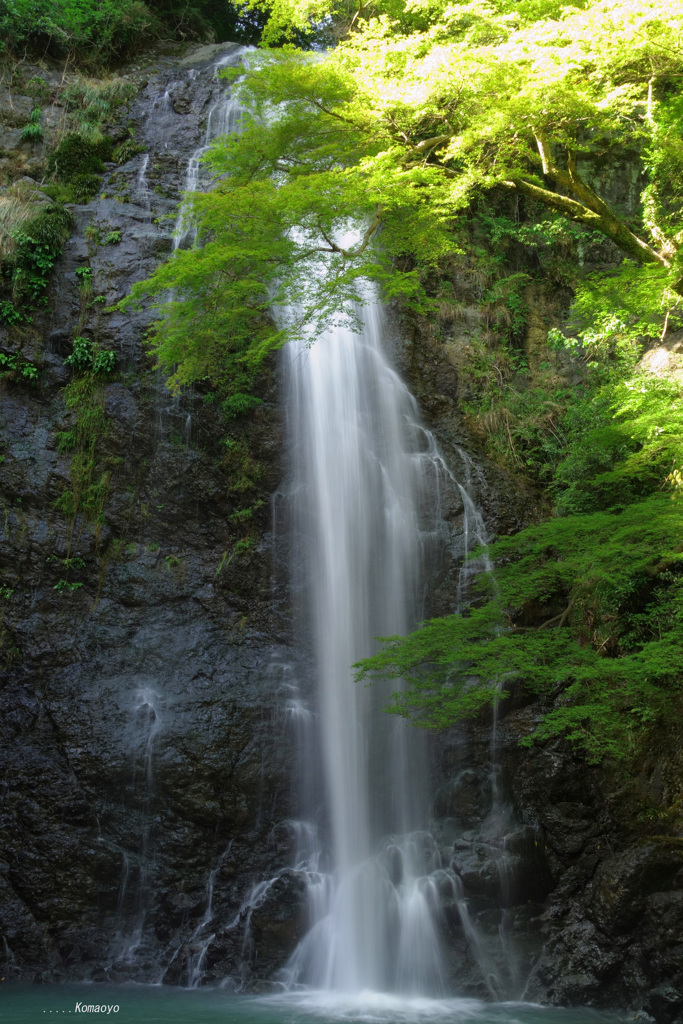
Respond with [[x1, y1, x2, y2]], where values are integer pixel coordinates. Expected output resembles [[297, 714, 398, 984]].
[[54, 342, 117, 543]]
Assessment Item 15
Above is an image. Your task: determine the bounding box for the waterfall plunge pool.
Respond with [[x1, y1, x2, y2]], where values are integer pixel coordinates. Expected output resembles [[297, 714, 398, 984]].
[[1, 984, 629, 1024]]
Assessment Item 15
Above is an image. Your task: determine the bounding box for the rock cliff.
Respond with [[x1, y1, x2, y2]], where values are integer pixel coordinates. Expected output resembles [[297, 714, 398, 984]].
[[0, 42, 681, 1021]]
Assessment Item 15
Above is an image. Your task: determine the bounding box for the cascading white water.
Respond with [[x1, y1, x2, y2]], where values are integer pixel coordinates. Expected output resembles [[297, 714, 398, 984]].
[[174, 53, 244, 251], [283, 291, 452, 994], [153, 50, 245, 441]]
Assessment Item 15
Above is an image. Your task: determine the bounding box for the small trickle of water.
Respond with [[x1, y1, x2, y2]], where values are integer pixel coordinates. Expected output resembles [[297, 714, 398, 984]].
[[110, 687, 163, 967], [173, 52, 245, 251], [136, 153, 151, 215], [156, 87, 173, 110], [162, 842, 234, 988]]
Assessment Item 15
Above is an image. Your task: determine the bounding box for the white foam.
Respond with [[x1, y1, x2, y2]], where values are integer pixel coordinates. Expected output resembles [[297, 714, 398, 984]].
[[259, 989, 487, 1022]]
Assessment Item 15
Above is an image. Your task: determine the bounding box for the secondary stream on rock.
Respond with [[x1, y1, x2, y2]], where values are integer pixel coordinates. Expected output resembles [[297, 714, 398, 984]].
[[109, 45, 248, 971]]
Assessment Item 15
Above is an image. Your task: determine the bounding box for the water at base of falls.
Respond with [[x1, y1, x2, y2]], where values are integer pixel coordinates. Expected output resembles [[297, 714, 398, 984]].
[[2, 984, 629, 1024], [282, 831, 449, 995], [280, 291, 479, 996]]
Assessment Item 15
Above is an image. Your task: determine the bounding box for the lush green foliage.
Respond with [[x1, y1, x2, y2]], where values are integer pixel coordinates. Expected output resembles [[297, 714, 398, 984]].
[[55, 362, 115, 532], [234, 0, 683, 276], [64, 336, 116, 373], [461, 258, 683, 482], [53, 579, 83, 593], [120, 0, 683, 762], [122, 50, 459, 399], [0, 77, 138, 320], [127, 0, 683, 405], [20, 107, 43, 143], [0, 204, 74, 323], [0, 0, 267, 67], [58, 80, 138, 144], [46, 132, 113, 206], [40, 81, 140, 206], [0, 351, 38, 383]]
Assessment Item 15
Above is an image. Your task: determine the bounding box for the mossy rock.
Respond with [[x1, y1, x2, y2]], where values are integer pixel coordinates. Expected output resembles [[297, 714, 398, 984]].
[[46, 133, 113, 183]]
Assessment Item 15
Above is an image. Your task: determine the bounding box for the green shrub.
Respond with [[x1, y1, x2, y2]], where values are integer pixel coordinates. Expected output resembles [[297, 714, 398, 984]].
[[64, 337, 94, 372], [112, 139, 144, 165], [0, 352, 39, 383], [75, 267, 93, 286], [71, 174, 103, 204], [92, 349, 116, 373], [0, 0, 265, 68], [221, 438, 262, 493], [0, 0, 158, 66], [61, 80, 138, 143], [0, 300, 29, 325], [39, 184, 74, 204], [221, 393, 263, 419], [20, 108, 43, 143], [64, 336, 116, 374], [46, 134, 112, 183], [9, 204, 74, 304], [54, 374, 111, 528]]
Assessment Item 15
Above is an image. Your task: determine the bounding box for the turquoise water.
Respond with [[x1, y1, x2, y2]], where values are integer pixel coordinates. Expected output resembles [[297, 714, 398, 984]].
[[0, 985, 628, 1024]]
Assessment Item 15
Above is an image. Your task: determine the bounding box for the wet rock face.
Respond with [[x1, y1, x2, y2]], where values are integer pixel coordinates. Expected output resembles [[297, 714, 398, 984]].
[[431, 703, 683, 1019], [391, 179, 683, 1020], [246, 870, 309, 964], [0, 41, 540, 993], [0, 44, 305, 986], [515, 726, 683, 1017]]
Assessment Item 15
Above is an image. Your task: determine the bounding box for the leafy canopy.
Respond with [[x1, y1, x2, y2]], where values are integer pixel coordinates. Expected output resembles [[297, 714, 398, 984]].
[[128, 0, 683, 402], [122, 0, 683, 762], [124, 46, 455, 397]]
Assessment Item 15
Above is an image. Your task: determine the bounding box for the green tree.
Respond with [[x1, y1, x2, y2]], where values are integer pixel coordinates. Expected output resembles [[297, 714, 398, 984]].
[[240, 0, 683, 278], [127, 0, 683, 399], [354, 290, 683, 762]]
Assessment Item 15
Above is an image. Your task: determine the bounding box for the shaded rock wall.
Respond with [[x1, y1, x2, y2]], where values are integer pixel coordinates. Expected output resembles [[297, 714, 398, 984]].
[[0, 43, 303, 985]]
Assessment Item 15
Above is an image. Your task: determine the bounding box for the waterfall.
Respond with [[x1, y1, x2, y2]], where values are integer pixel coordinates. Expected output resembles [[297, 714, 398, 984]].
[[107, 43, 532, 997], [283, 291, 451, 994]]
